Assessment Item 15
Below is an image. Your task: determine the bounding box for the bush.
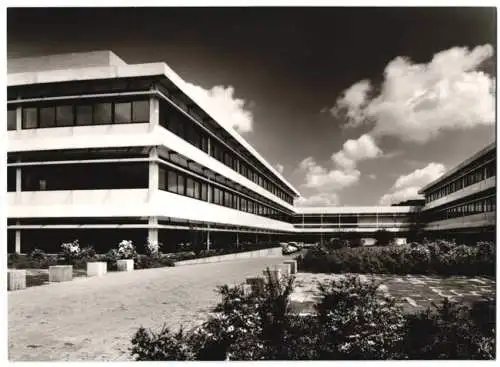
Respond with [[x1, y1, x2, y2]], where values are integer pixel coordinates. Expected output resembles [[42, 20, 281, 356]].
[[145, 240, 161, 258], [130, 273, 495, 360], [118, 240, 137, 259], [29, 248, 47, 261], [297, 240, 495, 276], [403, 298, 496, 359], [104, 249, 119, 271], [134, 254, 175, 269], [80, 245, 97, 259], [60, 239, 81, 264]]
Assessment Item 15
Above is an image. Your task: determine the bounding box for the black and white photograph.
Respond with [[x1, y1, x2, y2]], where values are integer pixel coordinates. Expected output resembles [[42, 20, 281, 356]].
[[4, 3, 497, 362]]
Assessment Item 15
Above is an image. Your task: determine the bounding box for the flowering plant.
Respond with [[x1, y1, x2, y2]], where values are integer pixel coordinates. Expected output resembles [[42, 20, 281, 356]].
[[118, 240, 137, 259], [145, 239, 161, 258], [61, 239, 81, 264]]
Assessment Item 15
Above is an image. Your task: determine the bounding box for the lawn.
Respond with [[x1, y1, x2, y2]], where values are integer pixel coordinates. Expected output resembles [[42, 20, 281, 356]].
[[290, 272, 495, 314]]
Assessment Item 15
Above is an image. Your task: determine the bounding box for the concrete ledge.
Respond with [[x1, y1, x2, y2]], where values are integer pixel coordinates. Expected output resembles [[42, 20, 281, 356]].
[[8, 270, 26, 291], [279, 263, 292, 277], [283, 260, 297, 274], [49, 265, 73, 282], [117, 259, 134, 272], [175, 247, 282, 266], [87, 262, 107, 277]]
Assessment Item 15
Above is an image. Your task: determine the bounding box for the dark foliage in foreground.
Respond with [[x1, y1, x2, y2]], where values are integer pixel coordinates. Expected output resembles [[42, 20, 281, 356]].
[[130, 273, 495, 360], [297, 240, 495, 276]]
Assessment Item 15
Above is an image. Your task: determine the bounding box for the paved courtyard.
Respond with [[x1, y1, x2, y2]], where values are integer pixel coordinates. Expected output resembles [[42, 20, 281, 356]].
[[8, 256, 288, 361], [290, 273, 496, 314]]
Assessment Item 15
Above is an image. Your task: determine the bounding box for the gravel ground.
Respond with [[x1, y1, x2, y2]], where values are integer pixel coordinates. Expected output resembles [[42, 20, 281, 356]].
[[8, 256, 289, 361]]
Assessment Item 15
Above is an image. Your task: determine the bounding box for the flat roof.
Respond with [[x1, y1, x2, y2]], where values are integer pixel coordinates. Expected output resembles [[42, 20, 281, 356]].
[[8, 51, 301, 197], [418, 142, 496, 194], [295, 206, 417, 214]]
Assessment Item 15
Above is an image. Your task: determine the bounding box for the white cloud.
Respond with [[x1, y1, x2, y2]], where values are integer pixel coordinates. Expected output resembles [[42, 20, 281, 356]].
[[331, 44, 495, 143], [295, 193, 340, 207], [369, 174, 376, 179], [331, 134, 382, 169], [299, 157, 360, 191], [331, 80, 371, 125], [378, 162, 446, 205], [183, 82, 254, 133], [274, 163, 284, 174]]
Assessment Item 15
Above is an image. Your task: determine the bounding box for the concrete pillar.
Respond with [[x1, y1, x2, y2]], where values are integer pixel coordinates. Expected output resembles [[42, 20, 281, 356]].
[[16, 103, 22, 130], [149, 92, 159, 130], [206, 225, 211, 251], [8, 270, 26, 291], [15, 225, 21, 254], [148, 216, 159, 245]]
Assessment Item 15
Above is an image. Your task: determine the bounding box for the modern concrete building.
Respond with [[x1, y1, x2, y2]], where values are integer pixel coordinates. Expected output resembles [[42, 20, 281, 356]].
[[5, 51, 495, 253], [418, 142, 496, 241]]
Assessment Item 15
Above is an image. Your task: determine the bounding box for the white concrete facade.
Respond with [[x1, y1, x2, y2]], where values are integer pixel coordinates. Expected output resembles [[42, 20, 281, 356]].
[[6, 51, 495, 253]]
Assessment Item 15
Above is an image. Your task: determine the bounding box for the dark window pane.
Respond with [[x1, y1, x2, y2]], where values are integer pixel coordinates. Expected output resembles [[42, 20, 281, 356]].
[[167, 171, 178, 193], [114, 102, 132, 124], [159, 168, 166, 190], [193, 180, 200, 199], [39, 106, 56, 128], [201, 182, 208, 201], [75, 105, 93, 125], [177, 175, 185, 195], [56, 105, 74, 127], [186, 177, 194, 197], [7, 109, 16, 131], [94, 103, 112, 124], [23, 107, 38, 129], [132, 100, 149, 122]]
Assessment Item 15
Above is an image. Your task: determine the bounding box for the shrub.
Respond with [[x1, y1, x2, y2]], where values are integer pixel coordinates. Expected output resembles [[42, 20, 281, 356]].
[[80, 245, 96, 259], [60, 240, 81, 264], [104, 249, 119, 271], [134, 254, 175, 269], [29, 248, 47, 261], [118, 240, 137, 260], [145, 239, 161, 258], [314, 275, 407, 359], [130, 273, 495, 360], [403, 298, 496, 359], [298, 240, 495, 276]]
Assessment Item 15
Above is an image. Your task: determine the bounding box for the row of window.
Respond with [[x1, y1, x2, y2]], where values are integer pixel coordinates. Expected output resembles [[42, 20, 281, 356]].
[[426, 161, 495, 203], [7, 163, 149, 192], [8, 99, 150, 130], [159, 167, 292, 222], [426, 196, 496, 222], [159, 99, 294, 205]]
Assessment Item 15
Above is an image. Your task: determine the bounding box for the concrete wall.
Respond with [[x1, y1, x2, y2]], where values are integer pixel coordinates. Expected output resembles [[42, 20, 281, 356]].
[[175, 247, 283, 266], [8, 51, 127, 73]]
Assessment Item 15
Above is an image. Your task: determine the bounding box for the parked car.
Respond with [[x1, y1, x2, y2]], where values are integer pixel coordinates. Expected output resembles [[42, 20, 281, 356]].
[[281, 243, 299, 255]]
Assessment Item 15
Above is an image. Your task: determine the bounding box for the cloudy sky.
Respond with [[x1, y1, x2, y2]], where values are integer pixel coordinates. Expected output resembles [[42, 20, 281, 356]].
[[7, 7, 496, 206]]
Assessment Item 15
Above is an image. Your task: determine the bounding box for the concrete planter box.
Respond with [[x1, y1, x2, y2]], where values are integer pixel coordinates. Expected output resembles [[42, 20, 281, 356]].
[[278, 263, 292, 277], [284, 260, 298, 274], [117, 259, 134, 272], [8, 269, 26, 291], [49, 265, 73, 282], [87, 262, 107, 277], [246, 276, 266, 294], [263, 268, 282, 283]]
